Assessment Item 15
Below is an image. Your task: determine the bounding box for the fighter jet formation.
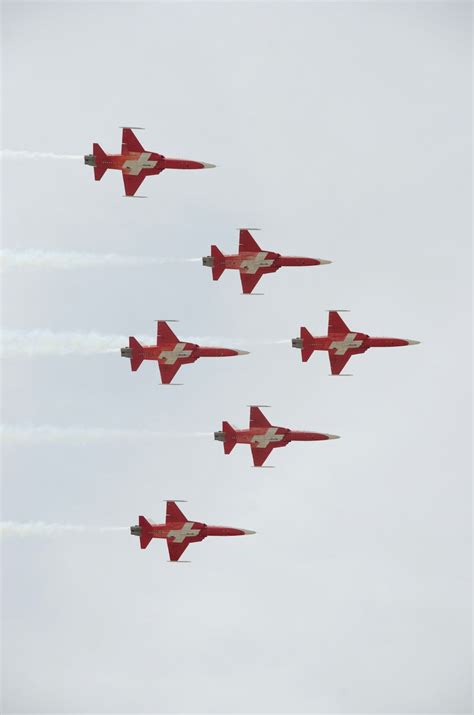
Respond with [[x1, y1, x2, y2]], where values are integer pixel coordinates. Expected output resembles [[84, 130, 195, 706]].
[[121, 320, 248, 385], [82, 127, 420, 560]]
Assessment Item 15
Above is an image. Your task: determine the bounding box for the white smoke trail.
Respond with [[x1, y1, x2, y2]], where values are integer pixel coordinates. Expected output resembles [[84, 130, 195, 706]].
[[0, 329, 288, 357], [0, 329, 147, 357], [0, 249, 201, 271], [1, 425, 212, 445], [1, 522, 128, 536], [0, 150, 82, 160]]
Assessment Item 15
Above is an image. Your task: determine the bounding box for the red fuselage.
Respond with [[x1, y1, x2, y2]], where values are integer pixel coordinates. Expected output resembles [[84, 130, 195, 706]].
[[299, 332, 415, 355], [225, 425, 335, 448], [99, 151, 211, 176], [132, 520, 252, 542], [135, 340, 244, 365], [213, 251, 323, 277]]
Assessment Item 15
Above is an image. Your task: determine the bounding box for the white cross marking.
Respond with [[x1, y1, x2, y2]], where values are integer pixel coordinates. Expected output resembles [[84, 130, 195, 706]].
[[329, 333, 363, 355], [252, 427, 284, 449], [167, 522, 200, 543], [159, 343, 193, 365], [240, 252, 274, 274], [122, 152, 157, 176]]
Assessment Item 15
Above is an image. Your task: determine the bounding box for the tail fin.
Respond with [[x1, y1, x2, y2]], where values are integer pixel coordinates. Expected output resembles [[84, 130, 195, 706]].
[[138, 515, 153, 549], [93, 143, 108, 181], [222, 421, 237, 454], [300, 327, 315, 363], [211, 245, 225, 281], [129, 336, 145, 372]]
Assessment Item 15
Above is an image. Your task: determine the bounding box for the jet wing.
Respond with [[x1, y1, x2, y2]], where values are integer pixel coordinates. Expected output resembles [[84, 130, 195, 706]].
[[328, 310, 350, 335], [250, 406, 272, 429], [329, 352, 352, 375], [159, 362, 182, 385], [239, 229, 262, 253], [122, 172, 147, 197], [240, 271, 263, 294], [166, 501, 188, 523], [167, 539, 190, 562], [251, 445, 273, 467], [157, 320, 179, 344], [121, 127, 145, 154]]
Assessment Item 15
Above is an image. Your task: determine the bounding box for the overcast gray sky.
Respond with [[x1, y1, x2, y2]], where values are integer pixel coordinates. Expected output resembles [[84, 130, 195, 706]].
[[1, 2, 471, 713]]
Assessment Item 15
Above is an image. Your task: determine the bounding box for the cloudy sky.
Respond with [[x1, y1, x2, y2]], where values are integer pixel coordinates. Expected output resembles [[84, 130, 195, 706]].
[[1, 2, 471, 713]]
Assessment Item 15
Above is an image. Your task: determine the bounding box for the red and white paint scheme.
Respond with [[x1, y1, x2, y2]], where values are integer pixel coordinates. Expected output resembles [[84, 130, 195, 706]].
[[131, 501, 255, 562], [202, 229, 331, 294], [121, 320, 248, 385], [215, 405, 339, 467], [84, 127, 215, 197], [292, 310, 420, 375]]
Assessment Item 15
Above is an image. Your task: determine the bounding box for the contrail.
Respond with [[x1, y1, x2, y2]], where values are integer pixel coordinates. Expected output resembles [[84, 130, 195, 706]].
[[1, 522, 128, 536], [0, 249, 201, 271], [1, 425, 212, 445], [1, 329, 288, 357], [1, 150, 82, 160], [0, 329, 149, 357]]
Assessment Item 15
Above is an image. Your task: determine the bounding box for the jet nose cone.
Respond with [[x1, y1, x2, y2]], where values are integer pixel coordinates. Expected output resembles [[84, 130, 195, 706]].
[[325, 434, 341, 440], [405, 339, 420, 345], [241, 529, 256, 535], [317, 259, 332, 265], [200, 162, 216, 169], [235, 350, 250, 356]]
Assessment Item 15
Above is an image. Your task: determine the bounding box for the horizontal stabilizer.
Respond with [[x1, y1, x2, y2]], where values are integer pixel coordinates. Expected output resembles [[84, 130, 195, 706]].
[[300, 327, 315, 362], [129, 336, 144, 372], [211, 245, 225, 281], [92, 143, 108, 181], [94, 165, 107, 181], [140, 533, 153, 549], [138, 515, 153, 549], [222, 421, 237, 453]]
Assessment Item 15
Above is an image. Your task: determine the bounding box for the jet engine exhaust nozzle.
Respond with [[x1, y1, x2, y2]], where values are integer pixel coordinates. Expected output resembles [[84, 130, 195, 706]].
[[84, 154, 96, 167], [121, 347, 133, 358], [130, 525, 141, 536], [214, 431, 226, 442], [292, 338, 303, 349], [202, 256, 214, 267]]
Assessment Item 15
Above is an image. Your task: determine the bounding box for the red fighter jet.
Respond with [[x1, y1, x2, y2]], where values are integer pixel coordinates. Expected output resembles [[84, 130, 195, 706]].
[[202, 229, 331, 294], [214, 405, 340, 467], [292, 310, 420, 376], [84, 127, 215, 197], [121, 320, 248, 385], [131, 501, 255, 562]]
